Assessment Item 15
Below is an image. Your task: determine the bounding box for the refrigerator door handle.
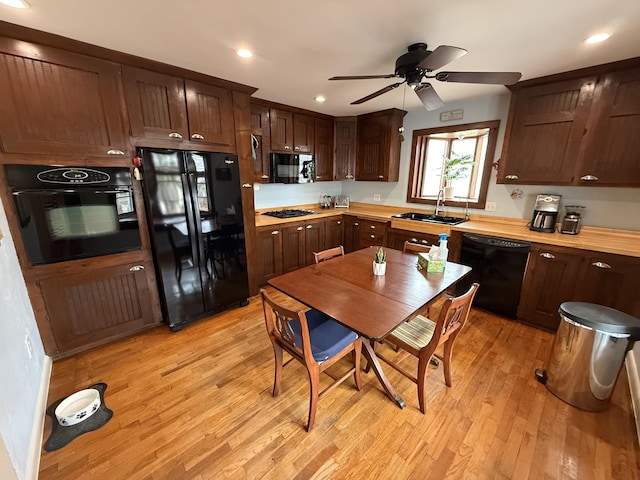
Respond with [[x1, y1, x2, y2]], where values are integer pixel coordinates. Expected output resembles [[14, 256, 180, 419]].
[[181, 173, 200, 265], [186, 172, 206, 268]]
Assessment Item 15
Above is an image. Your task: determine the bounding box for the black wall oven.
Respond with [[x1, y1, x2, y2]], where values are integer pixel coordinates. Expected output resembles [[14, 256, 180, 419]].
[[5, 165, 142, 265]]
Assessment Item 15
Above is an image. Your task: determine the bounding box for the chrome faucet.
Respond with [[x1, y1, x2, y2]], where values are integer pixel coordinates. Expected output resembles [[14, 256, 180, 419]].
[[435, 188, 445, 216]]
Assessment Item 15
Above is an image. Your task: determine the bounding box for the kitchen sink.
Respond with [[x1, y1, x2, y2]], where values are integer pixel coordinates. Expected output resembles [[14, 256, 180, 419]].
[[392, 212, 467, 225]]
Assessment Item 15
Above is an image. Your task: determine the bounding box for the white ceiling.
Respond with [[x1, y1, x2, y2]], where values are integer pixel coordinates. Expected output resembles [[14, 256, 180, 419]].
[[2, 0, 640, 116]]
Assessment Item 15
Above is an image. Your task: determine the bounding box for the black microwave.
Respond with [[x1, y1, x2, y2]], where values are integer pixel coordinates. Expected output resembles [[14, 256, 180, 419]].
[[270, 153, 315, 184]]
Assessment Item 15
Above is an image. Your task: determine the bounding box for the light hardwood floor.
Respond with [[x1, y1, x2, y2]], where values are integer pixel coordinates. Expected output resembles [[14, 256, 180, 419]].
[[40, 288, 640, 479]]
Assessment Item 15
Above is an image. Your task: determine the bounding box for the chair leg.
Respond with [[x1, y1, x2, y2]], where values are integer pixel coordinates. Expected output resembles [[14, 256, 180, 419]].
[[416, 355, 431, 414], [307, 369, 320, 432], [442, 339, 454, 387], [353, 339, 362, 390], [272, 344, 283, 397]]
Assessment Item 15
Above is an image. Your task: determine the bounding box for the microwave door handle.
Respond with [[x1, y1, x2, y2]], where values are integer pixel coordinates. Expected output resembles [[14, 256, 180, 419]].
[[12, 188, 128, 195]]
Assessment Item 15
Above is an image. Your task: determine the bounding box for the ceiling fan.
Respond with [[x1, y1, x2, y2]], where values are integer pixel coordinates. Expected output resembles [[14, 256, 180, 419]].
[[329, 43, 522, 111]]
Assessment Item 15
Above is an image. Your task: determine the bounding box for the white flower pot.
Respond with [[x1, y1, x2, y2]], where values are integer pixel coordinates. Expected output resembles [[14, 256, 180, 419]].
[[373, 261, 386, 276]]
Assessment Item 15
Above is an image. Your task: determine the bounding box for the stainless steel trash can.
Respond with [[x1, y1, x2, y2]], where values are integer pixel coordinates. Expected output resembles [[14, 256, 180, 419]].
[[538, 302, 640, 412]]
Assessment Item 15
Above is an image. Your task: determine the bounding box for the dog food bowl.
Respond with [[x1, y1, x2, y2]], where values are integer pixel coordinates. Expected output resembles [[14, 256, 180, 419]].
[[55, 388, 101, 426]]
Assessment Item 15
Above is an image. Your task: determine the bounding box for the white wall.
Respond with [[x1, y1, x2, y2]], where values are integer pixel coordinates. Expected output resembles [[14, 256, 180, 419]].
[[0, 196, 47, 480], [254, 180, 343, 209], [342, 94, 640, 231]]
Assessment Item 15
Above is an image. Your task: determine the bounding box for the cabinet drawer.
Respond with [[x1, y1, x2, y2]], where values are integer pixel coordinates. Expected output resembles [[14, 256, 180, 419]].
[[358, 219, 387, 247]]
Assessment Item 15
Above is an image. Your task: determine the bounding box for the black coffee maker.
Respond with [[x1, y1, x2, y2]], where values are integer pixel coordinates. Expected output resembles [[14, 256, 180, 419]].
[[530, 194, 561, 233]]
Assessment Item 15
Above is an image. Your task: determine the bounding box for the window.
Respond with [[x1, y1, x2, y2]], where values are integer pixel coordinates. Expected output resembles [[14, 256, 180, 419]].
[[407, 120, 500, 209]]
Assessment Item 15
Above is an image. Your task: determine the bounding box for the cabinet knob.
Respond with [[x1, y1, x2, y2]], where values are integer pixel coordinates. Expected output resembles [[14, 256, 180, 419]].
[[540, 252, 555, 259], [592, 261, 612, 269], [306, 225, 312, 229], [580, 175, 599, 181], [316, 175, 322, 179], [191, 133, 205, 140], [504, 175, 519, 180], [297, 226, 303, 231], [337, 221, 341, 225], [378, 175, 384, 179], [294, 146, 300, 151], [129, 265, 145, 271], [370, 234, 375, 239], [271, 230, 279, 235], [242, 183, 252, 188], [261, 174, 269, 179], [168, 132, 183, 139], [354, 222, 358, 226], [106, 149, 125, 156], [410, 237, 418, 242], [284, 145, 291, 150], [346, 174, 354, 180], [370, 225, 376, 229]]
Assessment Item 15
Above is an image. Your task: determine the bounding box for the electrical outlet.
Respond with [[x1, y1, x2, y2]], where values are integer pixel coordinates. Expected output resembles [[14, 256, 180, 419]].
[[24, 332, 33, 359], [486, 201, 497, 212], [373, 193, 381, 202]]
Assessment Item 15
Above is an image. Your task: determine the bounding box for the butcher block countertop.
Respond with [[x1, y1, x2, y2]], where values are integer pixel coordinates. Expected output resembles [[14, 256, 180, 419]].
[[255, 203, 640, 258]]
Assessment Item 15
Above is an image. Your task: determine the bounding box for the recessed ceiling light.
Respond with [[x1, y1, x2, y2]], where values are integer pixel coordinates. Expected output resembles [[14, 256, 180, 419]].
[[585, 33, 610, 44], [314, 96, 326, 103], [0, 0, 30, 7], [236, 49, 253, 58]]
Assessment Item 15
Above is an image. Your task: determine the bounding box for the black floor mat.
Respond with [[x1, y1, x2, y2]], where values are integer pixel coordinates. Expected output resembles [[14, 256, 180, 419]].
[[44, 382, 113, 452]]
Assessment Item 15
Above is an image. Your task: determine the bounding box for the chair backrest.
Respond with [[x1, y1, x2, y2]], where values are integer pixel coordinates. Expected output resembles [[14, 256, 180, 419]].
[[260, 289, 314, 364], [433, 283, 479, 345], [313, 245, 344, 264], [403, 240, 432, 254]]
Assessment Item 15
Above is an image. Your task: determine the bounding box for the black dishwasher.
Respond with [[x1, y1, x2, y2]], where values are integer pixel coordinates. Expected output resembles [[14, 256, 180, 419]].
[[456, 233, 531, 319]]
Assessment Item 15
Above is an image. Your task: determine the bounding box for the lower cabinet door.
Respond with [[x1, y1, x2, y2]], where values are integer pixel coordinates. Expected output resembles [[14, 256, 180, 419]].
[[39, 261, 156, 353], [255, 227, 283, 286]]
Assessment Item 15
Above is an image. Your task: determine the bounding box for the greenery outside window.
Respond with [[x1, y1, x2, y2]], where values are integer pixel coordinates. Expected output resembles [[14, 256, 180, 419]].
[[407, 120, 500, 209]]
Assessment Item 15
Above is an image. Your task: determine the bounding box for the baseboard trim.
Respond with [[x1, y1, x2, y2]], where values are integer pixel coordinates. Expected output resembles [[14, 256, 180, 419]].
[[626, 351, 640, 447], [25, 355, 52, 480]]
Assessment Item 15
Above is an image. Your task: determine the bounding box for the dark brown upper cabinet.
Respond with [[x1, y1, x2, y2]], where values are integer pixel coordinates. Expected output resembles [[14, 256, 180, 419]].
[[499, 62, 640, 187], [122, 66, 235, 152], [356, 109, 406, 181], [250, 103, 271, 182], [270, 108, 314, 154], [314, 117, 334, 181], [0, 38, 127, 158], [334, 117, 357, 181]]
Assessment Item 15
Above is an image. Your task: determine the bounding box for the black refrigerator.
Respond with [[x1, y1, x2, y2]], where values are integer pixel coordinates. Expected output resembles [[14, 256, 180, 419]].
[[139, 147, 249, 331]]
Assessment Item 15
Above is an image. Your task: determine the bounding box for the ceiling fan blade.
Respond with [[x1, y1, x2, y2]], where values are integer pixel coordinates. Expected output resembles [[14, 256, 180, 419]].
[[417, 45, 468, 71], [435, 71, 522, 85], [414, 83, 444, 111], [351, 82, 404, 105], [329, 74, 398, 80]]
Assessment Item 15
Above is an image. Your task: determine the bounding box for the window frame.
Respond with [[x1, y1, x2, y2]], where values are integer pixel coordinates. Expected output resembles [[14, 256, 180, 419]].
[[407, 120, 500, 210]]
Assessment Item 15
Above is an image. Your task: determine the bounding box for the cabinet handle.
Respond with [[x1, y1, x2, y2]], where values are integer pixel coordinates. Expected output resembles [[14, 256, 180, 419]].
[[316, 175, 322, 179], [284, 145, 291, 150], [271, 230, 279, 235], [581, 175, 599, 181], [370, 234, 375, 239], [592, 261, 612, 269], [242, 183, 252, 188], [306, 225, 313, 229], [107, 149, 125, 156], [354, 222, 358, 226], [168, 132, 183, 139], [370, 225, 376, 229], [378, 175, 384, 179], [191, 133, 205, 140], [297, 226, 304, 231], [261, 174, 269, 179], [337, 221, 341, 225], [421, 240, 429, 244], [410, 237, 418, 242], [504, 175, 519, 180], [346, 174, 354, 180], [129, 265, 145, 271], [540, 252, 555, 259], [294, 146, 300, 151]]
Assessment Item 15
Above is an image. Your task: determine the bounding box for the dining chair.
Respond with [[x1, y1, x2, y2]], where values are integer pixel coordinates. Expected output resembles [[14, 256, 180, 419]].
[[167, 226, 194, 282], [313, 245, 344, 264], [376, 283, 479, 413], [403, 240, 432, 254], [260, 288, 362, 431]]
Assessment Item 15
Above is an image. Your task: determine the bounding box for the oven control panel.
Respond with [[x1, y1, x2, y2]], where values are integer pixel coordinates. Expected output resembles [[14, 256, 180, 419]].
[[38, 167, 110, 184]]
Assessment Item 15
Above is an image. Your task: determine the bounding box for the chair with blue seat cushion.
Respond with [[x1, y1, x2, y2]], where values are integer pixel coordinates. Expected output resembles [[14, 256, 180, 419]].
[[260, 288, 362, 431]]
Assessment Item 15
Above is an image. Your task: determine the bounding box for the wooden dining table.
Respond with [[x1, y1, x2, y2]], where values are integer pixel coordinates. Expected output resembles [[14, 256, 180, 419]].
[[268, 247, 472, 408]]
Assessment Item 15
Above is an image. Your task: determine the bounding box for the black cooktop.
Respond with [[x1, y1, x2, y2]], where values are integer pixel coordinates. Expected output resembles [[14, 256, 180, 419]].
[[262, 209, 317, 218]]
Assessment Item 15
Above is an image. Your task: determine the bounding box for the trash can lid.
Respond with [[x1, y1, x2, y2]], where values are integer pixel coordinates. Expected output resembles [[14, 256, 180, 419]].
[[559, 302, 640, 338]]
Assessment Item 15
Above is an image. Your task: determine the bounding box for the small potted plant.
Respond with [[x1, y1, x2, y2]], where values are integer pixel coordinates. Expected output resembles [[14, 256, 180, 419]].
[[441, 152, 475, 198], [373, 247, 386, 276]]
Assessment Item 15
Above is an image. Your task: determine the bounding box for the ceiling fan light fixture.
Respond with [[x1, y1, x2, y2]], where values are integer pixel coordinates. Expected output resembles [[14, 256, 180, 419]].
[[585, 33, 610, 44], [0, 0, 29, 7]]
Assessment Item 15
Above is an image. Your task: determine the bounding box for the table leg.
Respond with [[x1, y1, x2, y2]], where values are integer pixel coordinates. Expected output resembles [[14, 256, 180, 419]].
[[361, 340, 406, 409]]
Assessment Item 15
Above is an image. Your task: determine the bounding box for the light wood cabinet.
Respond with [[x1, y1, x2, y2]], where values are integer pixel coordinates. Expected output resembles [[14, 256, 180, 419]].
[[314, 117, 334, 181], [334, 117, 357, 180], [39, 260, 157, 353], [122, 66, 236, 152], [356, 109, 406, 181], [499, 63, 640, 186], [0, 38, 127, 158]]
